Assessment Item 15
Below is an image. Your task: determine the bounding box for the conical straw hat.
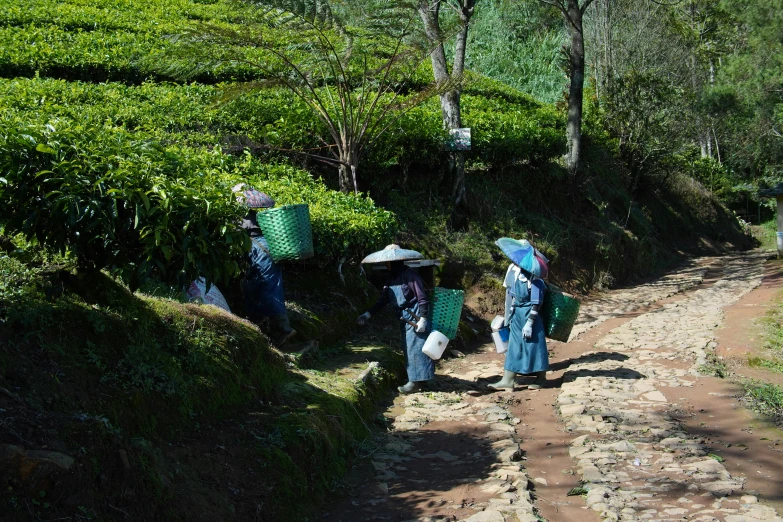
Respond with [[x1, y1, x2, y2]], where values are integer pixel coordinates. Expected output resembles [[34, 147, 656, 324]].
[[361, 244, 424, 264]]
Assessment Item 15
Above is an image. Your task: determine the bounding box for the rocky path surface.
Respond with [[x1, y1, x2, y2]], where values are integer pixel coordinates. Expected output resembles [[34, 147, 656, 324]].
[[559, 252, 781, 522], [325, 253, 782, 522]]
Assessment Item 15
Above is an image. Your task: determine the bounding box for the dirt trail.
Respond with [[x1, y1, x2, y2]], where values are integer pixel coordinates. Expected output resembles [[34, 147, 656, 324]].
[[325, 253, 783, 522]]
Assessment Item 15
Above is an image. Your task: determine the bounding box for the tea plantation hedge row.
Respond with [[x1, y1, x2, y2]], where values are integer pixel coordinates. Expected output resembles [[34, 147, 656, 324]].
[[0, 0, 432, 86], [0, 120, 397, 288], [0, 76, 564, 170], [0, 0, 235, 32], [0, 0, 565, 289]]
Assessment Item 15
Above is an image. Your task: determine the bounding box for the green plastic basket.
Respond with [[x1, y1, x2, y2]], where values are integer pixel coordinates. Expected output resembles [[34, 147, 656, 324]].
[[541, 284, 580, 342], [429, 287, 464, 340], [255, 204, 314, 262]]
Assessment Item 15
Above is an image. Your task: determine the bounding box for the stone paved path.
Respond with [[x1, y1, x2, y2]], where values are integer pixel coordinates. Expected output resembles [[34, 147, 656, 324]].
[[327, 252, 782, 522], [559, 252, 782, 522]]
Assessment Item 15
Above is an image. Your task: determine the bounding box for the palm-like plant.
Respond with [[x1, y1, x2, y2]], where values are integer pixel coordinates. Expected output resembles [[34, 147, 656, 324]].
[[165, 0, 440, 194]]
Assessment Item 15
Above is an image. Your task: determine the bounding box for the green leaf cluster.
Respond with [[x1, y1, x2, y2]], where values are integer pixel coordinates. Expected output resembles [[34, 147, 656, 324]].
[[242, 162, 397, 260], [0, 121, 250, 289], [0, 118, 396, 288]]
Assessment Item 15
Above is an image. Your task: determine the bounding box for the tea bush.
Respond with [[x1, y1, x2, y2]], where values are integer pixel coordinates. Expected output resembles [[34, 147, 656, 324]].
[[0, 0, 235, 32], [0, 77, 226, 145], [0, 76, 567, 177], [462, 94, 564, 166], [0, 121, 250, 289], [0, 24, 268, 84], [0, 120, 397, 288], [242, 162, 397, 261]]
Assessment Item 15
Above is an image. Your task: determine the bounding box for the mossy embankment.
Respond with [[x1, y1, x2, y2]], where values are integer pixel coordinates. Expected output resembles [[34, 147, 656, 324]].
[[0, 247, 405, 522]]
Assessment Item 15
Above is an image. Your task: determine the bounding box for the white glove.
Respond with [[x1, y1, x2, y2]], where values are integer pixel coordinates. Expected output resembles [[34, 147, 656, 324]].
[[356, 312, 371, 326], [415, 317, 429, 333], [522, 319, 534, 339]]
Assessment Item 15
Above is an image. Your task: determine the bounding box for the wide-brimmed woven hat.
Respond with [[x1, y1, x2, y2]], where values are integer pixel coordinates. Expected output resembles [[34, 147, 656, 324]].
[[232, 183, 276, 209], [361, 244, 424, 264]]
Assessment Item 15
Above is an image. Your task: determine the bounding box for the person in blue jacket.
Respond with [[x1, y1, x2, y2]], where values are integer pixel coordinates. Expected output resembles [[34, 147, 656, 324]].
[[356, 245, 432, 394], [488, 262, 548, 390], [236, 185, 296, 346]]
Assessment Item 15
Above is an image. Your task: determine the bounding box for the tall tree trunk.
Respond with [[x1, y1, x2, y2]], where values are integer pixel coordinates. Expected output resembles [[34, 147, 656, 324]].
[[591, 0, 612, 103], [338, 164, 352, 193], [566, 0, 587, 179], [417, 1, 474, 228], [450, 8, 471, 213], [602, 0, 613, 97], [338, 147, 358, 194]]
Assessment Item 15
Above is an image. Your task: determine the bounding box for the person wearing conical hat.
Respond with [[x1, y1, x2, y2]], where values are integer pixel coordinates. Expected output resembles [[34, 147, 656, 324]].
[[234, 184, 297, 346], [356, 245, 433, 394]]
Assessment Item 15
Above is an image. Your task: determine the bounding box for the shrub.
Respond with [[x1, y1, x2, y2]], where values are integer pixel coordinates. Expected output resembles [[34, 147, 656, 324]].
[[0, 121, 398, 288], [240, 161, 398, 261], [0, 121, 249, 289], [0, 254, 39, 301]]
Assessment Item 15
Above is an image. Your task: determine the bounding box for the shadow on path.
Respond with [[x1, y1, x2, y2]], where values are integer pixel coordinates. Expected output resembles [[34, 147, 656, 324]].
[[322, 426, 504, 522]]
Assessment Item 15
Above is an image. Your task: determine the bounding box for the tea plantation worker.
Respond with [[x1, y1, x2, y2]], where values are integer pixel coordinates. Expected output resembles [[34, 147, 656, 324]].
[[489, 238, 549, 391], [235, 184, 297, 346], [356, 245, 433, 394]]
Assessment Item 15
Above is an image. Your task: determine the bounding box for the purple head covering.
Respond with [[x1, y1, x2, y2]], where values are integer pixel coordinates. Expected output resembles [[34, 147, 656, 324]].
[[232, 183, 275, 209]]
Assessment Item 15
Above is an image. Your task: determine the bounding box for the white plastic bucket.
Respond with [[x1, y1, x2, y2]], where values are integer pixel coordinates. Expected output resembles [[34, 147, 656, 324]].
[[492, 328, 509, 354], [490, 315, 505, 331], [490, 315, 509, 353], [422, 330, 449, 360]]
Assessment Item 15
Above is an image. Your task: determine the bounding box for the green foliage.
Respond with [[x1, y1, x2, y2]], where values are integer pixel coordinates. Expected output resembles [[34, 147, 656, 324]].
[[0, 0, 235, 31], [0, 77, 326, 149], [748, 356, 783, 374], [688, 157, 736, 201], [0, 25, 167, 84], [602, 70, 688, 190], [365, 80, 566, 175], [0, 0, 262, 84], [161, 0, 438, 192], [741, 379, 783, 420], [466, 0, 565, 102], [751, 219, 778, 251], [0, 255, 39, 301], [0, 121, 250, 289], [242, 161, 397, 260], [759, 290, 783, 353], [716, 0, 783, 180], [2, 270, 287, 436], [0, 75, 566, 182], [0, 119, 397, 288], [0, 249, 402, 520], [462, 93, 564, 166]]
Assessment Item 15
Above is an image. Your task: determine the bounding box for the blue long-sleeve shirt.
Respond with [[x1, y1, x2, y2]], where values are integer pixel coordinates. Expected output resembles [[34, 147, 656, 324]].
[[369, 268, 429, 317]]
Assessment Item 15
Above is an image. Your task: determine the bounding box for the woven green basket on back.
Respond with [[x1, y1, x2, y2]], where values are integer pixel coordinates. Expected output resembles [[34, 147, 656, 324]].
[[540, 284, 580, 342], [429, 287, 464, 340], [255, 204, 314, 262]]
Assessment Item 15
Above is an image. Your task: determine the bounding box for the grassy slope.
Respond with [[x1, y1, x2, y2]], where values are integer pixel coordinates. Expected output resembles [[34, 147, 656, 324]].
[[0, 247, 405, 521], [375, 138, 752, 298]]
